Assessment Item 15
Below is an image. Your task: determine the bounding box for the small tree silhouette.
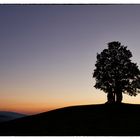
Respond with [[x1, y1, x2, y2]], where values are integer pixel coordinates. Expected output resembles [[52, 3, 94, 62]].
[[93, 41, 140, 103]]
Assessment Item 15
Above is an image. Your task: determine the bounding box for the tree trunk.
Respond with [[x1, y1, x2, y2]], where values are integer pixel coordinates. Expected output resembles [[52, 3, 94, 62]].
[[114, 82, 123, 103], [116, 91, 122, 103], [113, 93, 116, 102], [107, 91, 123, 103], [107, 92, 115, 103]]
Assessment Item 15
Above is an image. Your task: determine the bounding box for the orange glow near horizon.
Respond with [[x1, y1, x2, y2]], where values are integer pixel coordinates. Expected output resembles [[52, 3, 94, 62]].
[[0, 89, 107, 114], [1, 90, 140, 115]]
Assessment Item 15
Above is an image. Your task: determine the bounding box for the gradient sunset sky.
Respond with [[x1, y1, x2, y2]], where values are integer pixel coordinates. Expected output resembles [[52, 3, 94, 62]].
[[1, 5, 140, 114]]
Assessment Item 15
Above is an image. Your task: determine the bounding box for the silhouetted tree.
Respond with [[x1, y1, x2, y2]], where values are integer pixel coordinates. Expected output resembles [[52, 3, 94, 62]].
[[93, 41, 140, 103]]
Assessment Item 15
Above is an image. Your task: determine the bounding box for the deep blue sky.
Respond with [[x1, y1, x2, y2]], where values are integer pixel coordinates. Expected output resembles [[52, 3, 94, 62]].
[[1, 5, 140, 114]]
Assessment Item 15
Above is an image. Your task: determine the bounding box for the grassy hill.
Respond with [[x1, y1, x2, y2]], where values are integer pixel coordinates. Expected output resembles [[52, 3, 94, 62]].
[[0, 103, 140, 136]]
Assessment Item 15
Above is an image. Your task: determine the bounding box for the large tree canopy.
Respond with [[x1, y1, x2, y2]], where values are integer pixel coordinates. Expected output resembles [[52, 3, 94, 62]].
[[93, 41, 140, 103]]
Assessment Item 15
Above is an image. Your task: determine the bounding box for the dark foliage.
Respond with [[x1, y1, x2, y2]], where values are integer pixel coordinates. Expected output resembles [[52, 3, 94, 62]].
[[93, 41, 140, 103]]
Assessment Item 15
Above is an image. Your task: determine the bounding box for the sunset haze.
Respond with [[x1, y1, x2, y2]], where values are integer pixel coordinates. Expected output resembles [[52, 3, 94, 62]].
[[1, 5, 140, 114]]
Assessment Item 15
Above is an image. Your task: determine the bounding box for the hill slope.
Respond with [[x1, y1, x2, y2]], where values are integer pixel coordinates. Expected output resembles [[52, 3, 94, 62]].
[[0, 103, 140, 136], [0, 111, 26, 123]]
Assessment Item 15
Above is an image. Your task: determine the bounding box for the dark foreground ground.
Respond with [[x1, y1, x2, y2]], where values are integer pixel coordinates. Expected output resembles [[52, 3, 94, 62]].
[[0, 103, 140, 136]]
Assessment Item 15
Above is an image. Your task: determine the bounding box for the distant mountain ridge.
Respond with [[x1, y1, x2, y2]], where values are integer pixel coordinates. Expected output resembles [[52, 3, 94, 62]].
[[0, 111, 26, 123]]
